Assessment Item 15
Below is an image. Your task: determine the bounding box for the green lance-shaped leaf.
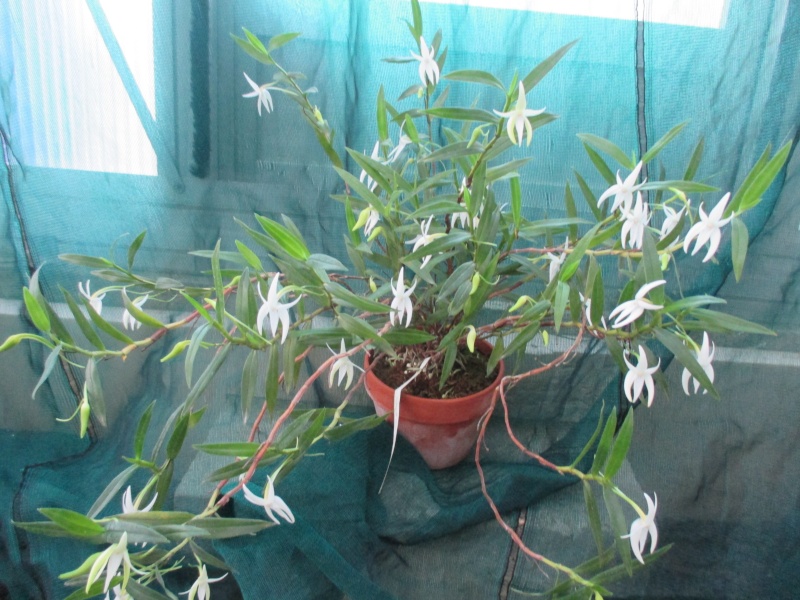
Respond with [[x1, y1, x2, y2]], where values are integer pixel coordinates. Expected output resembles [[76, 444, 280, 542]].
[[236, 268, 257, 328], [254, 214, 311, 261], [332, 167, 385, 214], [560, 223, 601, 282], [684, 307, 775, 336], [553, 281, 570, 333], [23, 287, 50, 333], [604, 409, 633, 479], [602, 485, 634, 575], [121, 288, 165, 329], [653, 329, 718, 398], [58, 254, 116, 269], [61, 288, 105, 350], [265, 343, 280, 416], [503, 321, 540, 358], [211, 239, 225, 325], [154, 460, 174, 510], [410, 0, 423, 39], [521, 38, 578, 92], [577, 134, 634, 170], [185, 322, 210, 388], [591, 408, 617, 475], [32, 343, 62, 400], [377, 85, 389, 142], [235, 240, 264, 272], [0, 333, 53, 353], [127, 230, 147, 270], [444, 69, 505, 90], [683, 136, 705, 180], [194, 441, 261, 457], [241, 350, 259, 423], [730, 140, 792, 215], [325, 282, 391, 313], [583, 481, 605, 556], [338, 313, 394, 356], [189, 539, 233, 572], [573, 170, 604, 220], [510, 176, 522, 230], [37, 508, 105, 537], [166, 412, 190, 460], [189, 517, 273, 539], [267, 31, 301, 52], [81, 297, 135, 345], [185, 343, 233, 408], [563, 182, 578, 240], [641, 231, 664, 306], [85, 358, 106, 427], [134, 400, 156, 460], [87, 464, 138, 519], [641, 122, 687, 164], [731, 216, 749, 282], [417, 106, 499, 123], [123, 580, 174, 600], [232, 32, 272, 65]]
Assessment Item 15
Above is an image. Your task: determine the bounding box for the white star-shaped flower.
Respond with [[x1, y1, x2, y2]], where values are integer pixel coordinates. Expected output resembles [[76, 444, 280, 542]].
[[327, 339, 363, 390], [622, 492, 658, 564], [683, 192, 733, 262], [623, 345, 660, 406], [682, 331, 715, 395], [242, 72, 274, 116], [609, 280, 665, 329], [545, 238, 568, 282], [659, 203, 688, 241], [387, 133, 413, 163], [406, 216, 445, 268], [242, 478, 295, 524], [493, 82, 546, 147], [180, 564, 228, 600], [86, 532, 139, 593], [121, 295, 148, 331], [411, 36, 439, 87], [597, 161, 646, 213], [620, 192, 651, 250], [79, 280, 106, 316], [121, 486, 157, 514], [359, 141, 380, 192], [364, 209, 380, 235], [390, 267, 417, 327], [256, 274, 300, 344]]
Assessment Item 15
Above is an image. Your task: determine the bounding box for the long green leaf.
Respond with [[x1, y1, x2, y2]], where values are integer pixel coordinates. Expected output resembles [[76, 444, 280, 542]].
[[577, 134, 633, 169], [87, 465, 138, 518], [521, 39, 579, 92], [641, 122, 687, 164], [32, 343, 62, 400], [604, 409, 633, 479], [731, 216, 749, 282], [23, 287, 50, 332], [254, 215, 311, 261], [444, 69, 504, 90], [61, 288, 105, 350], [241, 350, 259, 423], [591, 408, 617, 475], [38, 508, 104, 537]]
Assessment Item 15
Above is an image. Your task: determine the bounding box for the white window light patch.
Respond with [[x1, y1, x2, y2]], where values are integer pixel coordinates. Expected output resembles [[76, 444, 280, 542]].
[[420, 0, 728, 29], [7, 0, 157, 175]]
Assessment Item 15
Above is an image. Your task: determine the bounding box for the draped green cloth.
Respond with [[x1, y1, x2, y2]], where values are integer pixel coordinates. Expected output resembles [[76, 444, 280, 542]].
[[1, 1, 798, 598]]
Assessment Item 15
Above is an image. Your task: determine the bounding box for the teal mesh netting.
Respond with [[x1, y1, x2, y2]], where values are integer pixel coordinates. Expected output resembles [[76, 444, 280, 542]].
[[1, 1, 798, 598]]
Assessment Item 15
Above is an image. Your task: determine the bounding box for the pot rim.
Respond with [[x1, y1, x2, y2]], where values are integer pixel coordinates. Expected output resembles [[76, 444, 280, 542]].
[[363, 339, 504, 416]]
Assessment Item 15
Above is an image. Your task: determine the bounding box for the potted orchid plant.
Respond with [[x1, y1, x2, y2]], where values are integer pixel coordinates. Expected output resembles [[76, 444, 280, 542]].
[[4, 1, 790, 598]]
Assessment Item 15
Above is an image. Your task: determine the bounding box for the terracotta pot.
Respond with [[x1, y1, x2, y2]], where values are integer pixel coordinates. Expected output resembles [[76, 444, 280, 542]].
[[364, 340, 504, 469]]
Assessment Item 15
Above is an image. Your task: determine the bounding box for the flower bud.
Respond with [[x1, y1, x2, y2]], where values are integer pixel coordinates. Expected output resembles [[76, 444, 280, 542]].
[[160, 340, 191, 363], [541, 330, 550, 346], [59, 551, 103, 580], [470, 273, 481, 296], [660, 253, 671, 271], [508, 295, 531, 312], [369, 277, 378, 293], [367, 226, 384, 242], [79, 400, 91, 439], [466, 326, 477, 353], [353, 207, 371, 232]]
